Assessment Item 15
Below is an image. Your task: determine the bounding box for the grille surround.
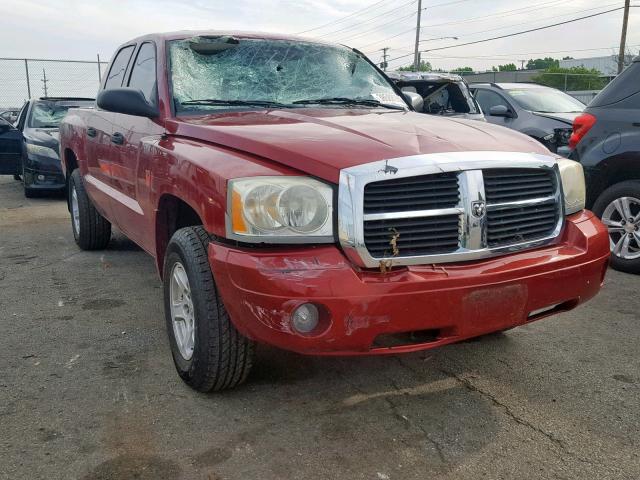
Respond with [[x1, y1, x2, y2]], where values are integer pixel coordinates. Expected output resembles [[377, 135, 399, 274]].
[[338, 151, 565, 268]]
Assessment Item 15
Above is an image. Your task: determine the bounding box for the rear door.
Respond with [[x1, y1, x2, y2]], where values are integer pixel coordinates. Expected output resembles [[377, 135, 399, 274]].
[[0, 118, 21, 175], [84, 44, 136, 220], [109, 41, 164, 252]]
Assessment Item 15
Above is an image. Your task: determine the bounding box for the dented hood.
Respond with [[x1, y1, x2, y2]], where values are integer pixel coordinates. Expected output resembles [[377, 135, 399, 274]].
[[168, 108, 548, 182]]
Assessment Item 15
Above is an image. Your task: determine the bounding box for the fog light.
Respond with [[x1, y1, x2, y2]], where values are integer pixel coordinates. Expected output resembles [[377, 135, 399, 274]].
[[291, 303, 319, 334], [37, 174, 45, 181]]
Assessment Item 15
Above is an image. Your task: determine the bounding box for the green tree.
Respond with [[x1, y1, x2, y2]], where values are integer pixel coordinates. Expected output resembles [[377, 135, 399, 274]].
[[498, 63, 517, 71], [526, 57, 560, 70], [398, 60, 433, 72], [532, 66, 608, 91], [450, 66, 474, 76]]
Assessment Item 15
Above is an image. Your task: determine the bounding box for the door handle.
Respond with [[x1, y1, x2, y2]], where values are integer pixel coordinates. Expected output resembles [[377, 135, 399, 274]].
[[633, 123, 640, 127], [111, 132, 124, 145], [86, 127, 97, 138]]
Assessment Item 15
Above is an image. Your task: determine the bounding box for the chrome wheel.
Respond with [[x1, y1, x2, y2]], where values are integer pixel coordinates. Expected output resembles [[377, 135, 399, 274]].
[[71, 186, 80, 235], [170, 262, 195, 360], [602, 196, 640, 260]]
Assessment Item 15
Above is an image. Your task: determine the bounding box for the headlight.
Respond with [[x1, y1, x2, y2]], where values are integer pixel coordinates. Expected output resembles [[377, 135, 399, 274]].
[[26, 143, 59, 160], [227, 177, 334, 242], [557, 159, 585, 215]]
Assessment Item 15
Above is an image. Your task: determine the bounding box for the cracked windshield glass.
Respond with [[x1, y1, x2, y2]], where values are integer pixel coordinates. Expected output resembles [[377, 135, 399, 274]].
[[169, 36, 406, 112]]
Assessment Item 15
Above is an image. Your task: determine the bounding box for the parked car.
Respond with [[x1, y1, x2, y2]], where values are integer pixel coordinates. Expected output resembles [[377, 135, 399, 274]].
[[568, 56, 640, 273], [14, 97, 94, 197], [387, 71, 484, 121], [60, 32, 609, 392], [0, 117, 22, 178], [470, 83, 585, 153], [0, 109, 19, 124]]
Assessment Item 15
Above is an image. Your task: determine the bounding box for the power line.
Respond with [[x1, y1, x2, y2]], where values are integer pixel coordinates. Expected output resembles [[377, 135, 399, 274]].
[[296, 0, 392, 34], [315, 0, 417, 38], [360, 2, 627, 57], [330, 10, 420, 42], [386, 6, 633, 63], [420, 0, 573, 29], [425, 44, 640, 61]]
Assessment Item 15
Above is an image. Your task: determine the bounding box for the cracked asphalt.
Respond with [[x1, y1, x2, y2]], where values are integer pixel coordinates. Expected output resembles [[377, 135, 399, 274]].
[[1, 175, 639, 480]]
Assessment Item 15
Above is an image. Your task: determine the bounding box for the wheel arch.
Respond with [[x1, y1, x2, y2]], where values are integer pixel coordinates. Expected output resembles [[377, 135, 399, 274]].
[[155, 193, 207, 278], [589, 153, 640, 208]]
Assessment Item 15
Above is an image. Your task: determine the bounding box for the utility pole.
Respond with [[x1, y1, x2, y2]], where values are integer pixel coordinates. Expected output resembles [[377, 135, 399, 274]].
[[413, 0, 422, 71], [618, 0, 630, 74], [381, 47, 389, 71], [519, 59, 526, 70], [41, 68, 49, 97]]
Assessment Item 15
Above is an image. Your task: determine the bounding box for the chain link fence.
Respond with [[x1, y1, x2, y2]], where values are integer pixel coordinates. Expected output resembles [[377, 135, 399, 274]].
[[0, 58, 108, 109]]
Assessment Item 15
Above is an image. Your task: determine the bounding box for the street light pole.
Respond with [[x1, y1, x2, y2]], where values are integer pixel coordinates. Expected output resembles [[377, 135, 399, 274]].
[[413, 0, 422, 71]]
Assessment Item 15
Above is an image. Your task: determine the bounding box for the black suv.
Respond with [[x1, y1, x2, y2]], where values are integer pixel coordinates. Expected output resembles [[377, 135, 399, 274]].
[[569, 57, 640, 273]]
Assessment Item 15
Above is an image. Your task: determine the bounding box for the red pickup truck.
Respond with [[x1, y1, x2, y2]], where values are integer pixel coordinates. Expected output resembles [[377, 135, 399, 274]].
[[60, 31, 610, 392]]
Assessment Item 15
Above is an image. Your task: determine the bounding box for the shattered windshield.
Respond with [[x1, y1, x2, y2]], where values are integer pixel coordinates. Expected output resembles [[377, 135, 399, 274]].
[[169, 36, 406, 113], [28, 102, 91, 128]]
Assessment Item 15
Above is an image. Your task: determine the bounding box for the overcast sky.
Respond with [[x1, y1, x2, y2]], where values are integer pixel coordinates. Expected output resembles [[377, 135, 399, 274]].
[[0, 0, 637, 71]]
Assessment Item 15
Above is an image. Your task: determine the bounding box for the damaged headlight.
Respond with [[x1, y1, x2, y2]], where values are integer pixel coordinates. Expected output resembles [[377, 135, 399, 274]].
[[227, 177, 334, 242], [557, 159, 585, 215], [26, 143, 59, 160]]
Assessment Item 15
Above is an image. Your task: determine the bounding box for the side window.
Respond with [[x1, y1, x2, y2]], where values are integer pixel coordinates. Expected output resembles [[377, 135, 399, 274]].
[[476, 90, 508, 112], [128, 42, 157, 104], [105, 45, 135, 89]]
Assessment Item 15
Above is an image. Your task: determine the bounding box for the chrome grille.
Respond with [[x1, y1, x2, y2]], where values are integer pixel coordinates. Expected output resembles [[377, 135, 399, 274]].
[[338, 152, 564, 268], [487, 203, 559, 247], [364, 214, 460, 257], [364, 172, 459, 213], [484, 169, 555, 203]]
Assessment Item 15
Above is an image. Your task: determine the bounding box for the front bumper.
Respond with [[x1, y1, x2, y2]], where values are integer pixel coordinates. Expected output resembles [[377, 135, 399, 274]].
[[23, 159, 65, 190], [209, 211, 610, 356]]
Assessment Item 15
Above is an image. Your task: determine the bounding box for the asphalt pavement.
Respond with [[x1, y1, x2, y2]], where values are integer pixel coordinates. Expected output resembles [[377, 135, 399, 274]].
[[0, 176, 638, 480]]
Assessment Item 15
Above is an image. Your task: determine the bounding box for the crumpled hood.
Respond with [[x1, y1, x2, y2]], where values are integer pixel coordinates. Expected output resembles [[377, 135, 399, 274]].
[[532, 111, 581, 126], [169, 108, 549, 182]]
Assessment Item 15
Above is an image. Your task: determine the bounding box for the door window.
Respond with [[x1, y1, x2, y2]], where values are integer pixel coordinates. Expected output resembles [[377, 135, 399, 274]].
[[128, 42, 157, 105], [475, 90, 509, 113], [105, 45, 135, 89]]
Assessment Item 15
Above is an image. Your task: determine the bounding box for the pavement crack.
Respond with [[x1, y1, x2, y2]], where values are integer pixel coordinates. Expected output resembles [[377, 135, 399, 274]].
[[439, 367, 566, 449], [438, 368, 612, 470]]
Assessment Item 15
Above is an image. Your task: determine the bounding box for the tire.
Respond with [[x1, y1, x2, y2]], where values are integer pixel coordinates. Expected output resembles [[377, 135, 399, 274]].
[[69, 169, 111, 250], [592, 180, 640, 274], [163, 226, 255, 392], [22, 164, 36, 198]]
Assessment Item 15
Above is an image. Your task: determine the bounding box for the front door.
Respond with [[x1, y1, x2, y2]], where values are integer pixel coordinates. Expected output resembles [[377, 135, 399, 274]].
[[108, 41, 162, 253], [0, 121, 22, 175]]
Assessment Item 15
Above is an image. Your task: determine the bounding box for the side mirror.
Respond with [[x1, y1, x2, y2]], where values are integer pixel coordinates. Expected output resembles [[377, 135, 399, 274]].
[[403, 91, 424, 112], [97, 88, 158, 117], [489, 105, 512, 117]]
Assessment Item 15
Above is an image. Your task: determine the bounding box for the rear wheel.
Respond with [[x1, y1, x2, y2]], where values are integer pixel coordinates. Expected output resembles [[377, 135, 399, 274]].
[[593, 181, 640, 274], [69, 169, 111, 250], [163, 226, 255, 392]]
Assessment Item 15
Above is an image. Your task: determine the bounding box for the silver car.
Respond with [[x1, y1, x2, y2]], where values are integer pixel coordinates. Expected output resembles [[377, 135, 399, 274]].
[[387, 71, 485, 121]]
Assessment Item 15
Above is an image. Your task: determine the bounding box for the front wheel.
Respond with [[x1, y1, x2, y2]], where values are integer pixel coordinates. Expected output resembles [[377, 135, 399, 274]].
[[592, 181, 640, 274], [163, 226, 255, 392]]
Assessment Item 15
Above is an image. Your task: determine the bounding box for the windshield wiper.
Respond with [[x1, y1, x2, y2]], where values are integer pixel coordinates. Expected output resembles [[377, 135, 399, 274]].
[[181, 99, 291, 108], [292, 97, 406, 110]]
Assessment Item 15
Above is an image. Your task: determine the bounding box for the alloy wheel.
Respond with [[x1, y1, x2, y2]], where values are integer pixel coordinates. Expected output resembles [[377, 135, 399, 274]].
[[601, 196, 640, 260]]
